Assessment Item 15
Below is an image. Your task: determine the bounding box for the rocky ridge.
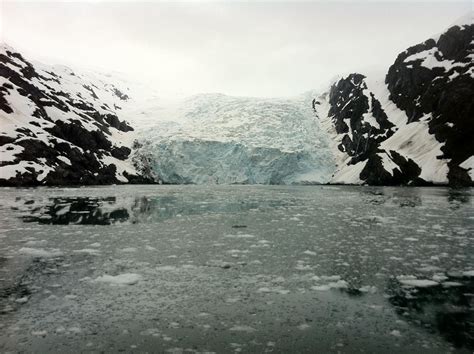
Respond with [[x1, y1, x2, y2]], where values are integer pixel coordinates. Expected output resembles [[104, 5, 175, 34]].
[[314, 19, 473, 186]]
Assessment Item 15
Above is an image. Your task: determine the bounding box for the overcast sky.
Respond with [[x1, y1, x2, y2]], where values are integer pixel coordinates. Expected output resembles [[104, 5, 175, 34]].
[[1, 1, 471, 97]]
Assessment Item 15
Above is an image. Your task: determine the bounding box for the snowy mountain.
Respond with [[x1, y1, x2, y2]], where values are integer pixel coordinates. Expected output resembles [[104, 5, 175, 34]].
[[315, 18, 473, 186], [132, 93, 335, 184], [0, 44, 154, 186], [1, 16, 472, 187]]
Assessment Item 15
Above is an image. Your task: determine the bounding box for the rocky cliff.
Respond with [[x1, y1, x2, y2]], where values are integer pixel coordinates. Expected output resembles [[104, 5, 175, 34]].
[[315, 19, 473, 186], [0, 44, 151, 186]]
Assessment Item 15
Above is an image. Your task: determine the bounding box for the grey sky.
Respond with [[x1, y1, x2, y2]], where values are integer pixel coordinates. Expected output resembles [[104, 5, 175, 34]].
[[1, 1, 471, 97]]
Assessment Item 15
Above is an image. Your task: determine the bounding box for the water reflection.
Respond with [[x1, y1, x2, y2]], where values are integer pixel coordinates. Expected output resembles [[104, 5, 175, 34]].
[[17, 197, 130, 225], [387, 275, 474, 350], [13, 195, 289, 225], [447, 188, 471, 210]]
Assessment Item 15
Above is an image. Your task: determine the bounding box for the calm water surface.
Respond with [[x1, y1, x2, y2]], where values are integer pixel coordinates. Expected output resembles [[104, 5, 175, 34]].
[[0, 185, 472, 353]]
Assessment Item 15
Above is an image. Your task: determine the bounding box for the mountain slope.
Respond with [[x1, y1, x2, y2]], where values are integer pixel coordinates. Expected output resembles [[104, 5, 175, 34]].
[[315, 18, 473, 186], [0, 44, 152, 186]]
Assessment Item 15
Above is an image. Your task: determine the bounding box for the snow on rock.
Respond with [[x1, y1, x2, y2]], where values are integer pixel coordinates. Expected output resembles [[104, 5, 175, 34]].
[[0, 43, 154, 186], [460, 156, 474, 180], [314, 17, 473, 186]]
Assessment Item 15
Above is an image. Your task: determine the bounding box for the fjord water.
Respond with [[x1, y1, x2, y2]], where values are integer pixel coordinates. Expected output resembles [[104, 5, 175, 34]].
[[0, 185, 472, 352]]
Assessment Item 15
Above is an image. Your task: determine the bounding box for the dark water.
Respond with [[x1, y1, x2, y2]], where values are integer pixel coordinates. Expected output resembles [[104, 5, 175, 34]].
[[0, 185, 472, 353]]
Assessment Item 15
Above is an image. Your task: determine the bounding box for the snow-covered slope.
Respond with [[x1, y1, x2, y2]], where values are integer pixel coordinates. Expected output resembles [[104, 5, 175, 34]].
[[133, 93, 335, 184], [315, 17, 473, 186], [0, 44, 154, 186]]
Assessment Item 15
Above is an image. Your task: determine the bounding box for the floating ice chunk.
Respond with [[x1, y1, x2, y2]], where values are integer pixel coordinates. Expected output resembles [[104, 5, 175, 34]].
[[295, 264, 312, 270], [32, 330, 48, 336], [24, 240, 47, 246], [273, 276, 285, 283], [419, 266, 441, 272], [312, 285, 331, 291], [367, 216, 397, 224], [18, 247, 62, 258], [224, 234, 255, 239], [311, 277, 348, 291], [463, 270, 474, 277], [327, 280, 348, 289], [359, 285, 377, 293], [390, 330, 402, 337], [182, 264, 196, 269], [73, 249, 101, 256], [432, 274, 447, 282], [399, 279, 438, 288], [404, 237, 418, 242], [320, 275, 341, 281], [442, 282, 462, 287], [297, 323, 311, 330], [89, 242, 101, 248], [169, 322, 180, 329], [68, 326, 82, 334], [257, 287, 289, 295], [303, 250, 317, 256], [55, 205, 70, 216], [229, 325, 256, 332], [257, 287, 272, 293], [120, 247, 137, 253], [250, 260, 262, 265], [141, 328, 161, 337], [15, 296, 29, 304], [156, 265, 177, 271], [94, 273, 142, 285]]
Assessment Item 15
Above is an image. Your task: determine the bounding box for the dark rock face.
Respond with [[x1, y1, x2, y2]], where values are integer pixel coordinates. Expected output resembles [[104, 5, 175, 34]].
[[0, 44, 153, 186], [325, 74, 413, 185], [320, 22, 473, 186], [386, 24, 474, 186], [328, 74, 395, 163]]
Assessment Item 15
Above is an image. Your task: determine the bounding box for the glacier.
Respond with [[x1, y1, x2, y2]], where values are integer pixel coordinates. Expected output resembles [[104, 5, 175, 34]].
[[131, 93, 336, 184]]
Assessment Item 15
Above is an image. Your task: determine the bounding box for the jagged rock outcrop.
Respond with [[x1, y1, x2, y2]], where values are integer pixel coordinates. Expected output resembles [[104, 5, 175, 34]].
[[0, 44, 153, 186], [316, 19, 473, 186]]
